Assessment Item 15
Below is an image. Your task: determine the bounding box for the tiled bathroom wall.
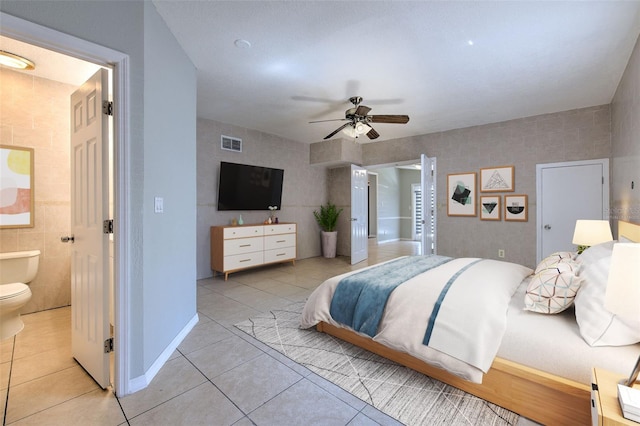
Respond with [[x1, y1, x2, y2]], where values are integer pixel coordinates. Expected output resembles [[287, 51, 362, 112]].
[[0, 68, 73, 313]]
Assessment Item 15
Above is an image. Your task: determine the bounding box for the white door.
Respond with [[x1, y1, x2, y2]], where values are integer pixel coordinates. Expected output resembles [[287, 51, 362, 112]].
[[421, 154, 437, 255], [70, 69, 110, 388], [536, 159, 609, 263], [351, 164, 368, 264]]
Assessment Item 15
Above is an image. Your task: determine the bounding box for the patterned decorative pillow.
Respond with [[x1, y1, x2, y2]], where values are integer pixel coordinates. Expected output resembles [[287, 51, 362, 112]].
[[524, 260, 582, 314], [534, 251, 577, 274]]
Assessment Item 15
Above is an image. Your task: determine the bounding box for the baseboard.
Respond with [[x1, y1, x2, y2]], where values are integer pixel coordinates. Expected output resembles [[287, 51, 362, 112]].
[[127, 312, 199, 394]]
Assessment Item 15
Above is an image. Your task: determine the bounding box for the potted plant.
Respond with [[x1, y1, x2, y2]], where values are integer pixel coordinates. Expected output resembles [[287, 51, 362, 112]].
[[313, 202, 343, 258]]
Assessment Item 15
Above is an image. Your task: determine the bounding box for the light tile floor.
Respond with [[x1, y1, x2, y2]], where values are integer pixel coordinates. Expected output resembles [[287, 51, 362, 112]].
[[1, 240, 538, 425]]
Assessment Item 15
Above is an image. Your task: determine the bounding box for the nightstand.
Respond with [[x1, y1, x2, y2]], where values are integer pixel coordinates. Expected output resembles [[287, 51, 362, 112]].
[[592, 368, 640, 425]]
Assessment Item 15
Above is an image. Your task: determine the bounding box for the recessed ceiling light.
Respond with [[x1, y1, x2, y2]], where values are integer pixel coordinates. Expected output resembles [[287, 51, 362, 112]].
[[234, 39, 252, 49], [467, 40, 474, 46], [0, 50, 35, 70]]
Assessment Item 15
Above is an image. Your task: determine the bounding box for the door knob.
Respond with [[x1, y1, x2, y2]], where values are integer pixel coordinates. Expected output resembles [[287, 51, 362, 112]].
[[544, 224, 551, 230], [61, 235, 75, 243]]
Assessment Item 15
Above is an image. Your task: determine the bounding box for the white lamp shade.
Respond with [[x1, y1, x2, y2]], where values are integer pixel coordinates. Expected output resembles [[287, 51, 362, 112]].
[[604, 243, 640, 322], [342, 124, 357, 138], [572, 220, 613, 246]]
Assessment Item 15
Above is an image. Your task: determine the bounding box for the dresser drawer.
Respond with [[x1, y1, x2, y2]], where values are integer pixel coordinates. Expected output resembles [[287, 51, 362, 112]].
[[224, 252, 264, 270], [264, 246, 296, 264], [264, 233, 295, 250], [223, 226, 264, 239], [264, 223, 296, 235], [224, 237, 263, 256]]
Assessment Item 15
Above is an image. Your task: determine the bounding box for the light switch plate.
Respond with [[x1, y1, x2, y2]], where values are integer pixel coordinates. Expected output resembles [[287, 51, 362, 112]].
[[154, 197, 164, 213]]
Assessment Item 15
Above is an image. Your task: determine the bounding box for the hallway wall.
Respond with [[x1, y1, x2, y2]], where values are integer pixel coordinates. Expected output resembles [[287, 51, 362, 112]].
[[0, 67, 72, 313]]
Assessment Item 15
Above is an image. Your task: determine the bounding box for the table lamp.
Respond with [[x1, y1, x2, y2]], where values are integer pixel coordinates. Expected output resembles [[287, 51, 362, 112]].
[[604, 242, 640, 422], [572, 220, 613, 254]]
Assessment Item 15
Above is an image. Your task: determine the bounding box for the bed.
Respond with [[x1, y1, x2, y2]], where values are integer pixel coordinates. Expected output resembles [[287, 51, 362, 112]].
[[301, 220, 640, 425]]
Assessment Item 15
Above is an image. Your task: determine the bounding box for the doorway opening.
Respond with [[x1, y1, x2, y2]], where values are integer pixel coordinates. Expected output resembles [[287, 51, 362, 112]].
[[0, 12, 124, 395], [365, 156, 436, 255]]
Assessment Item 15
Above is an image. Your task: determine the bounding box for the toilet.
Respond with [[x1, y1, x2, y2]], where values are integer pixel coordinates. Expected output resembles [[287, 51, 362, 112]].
[[0, 250, 40, 340]]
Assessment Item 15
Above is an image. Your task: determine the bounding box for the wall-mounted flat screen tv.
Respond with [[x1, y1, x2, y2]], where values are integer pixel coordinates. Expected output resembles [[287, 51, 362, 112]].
[[217, 161, 284, 211]]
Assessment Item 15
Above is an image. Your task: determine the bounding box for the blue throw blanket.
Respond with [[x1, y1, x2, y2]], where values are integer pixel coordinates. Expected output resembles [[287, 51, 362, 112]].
[[329, 255, 452, 337]]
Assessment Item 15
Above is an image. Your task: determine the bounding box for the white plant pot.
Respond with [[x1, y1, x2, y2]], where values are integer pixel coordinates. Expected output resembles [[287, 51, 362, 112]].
[[321, 231, 338, 258]]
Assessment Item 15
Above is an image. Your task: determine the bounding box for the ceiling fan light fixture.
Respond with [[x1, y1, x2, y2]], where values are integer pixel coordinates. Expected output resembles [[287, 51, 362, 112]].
[[342, 122, 372, 139], [342, 124, 357, 138], [355, 122, 371, 134], [0, 50, 35, 70]]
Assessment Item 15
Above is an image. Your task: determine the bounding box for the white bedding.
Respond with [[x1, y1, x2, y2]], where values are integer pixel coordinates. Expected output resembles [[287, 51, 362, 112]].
[[301, 256, 532, 383], [500, 272, 640, 385]]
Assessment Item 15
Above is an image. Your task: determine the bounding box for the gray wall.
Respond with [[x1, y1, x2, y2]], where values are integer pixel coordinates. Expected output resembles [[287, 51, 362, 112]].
[[1, 1, 198, 383], [196, 118, 328, 279], [142, 3, 198, 372], [361, 105, 611, 269], [611, 32, 640, 233]]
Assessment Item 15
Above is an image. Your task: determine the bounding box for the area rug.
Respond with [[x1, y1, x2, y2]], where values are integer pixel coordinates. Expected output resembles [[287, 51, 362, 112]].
[[235, 302, 520, 425]]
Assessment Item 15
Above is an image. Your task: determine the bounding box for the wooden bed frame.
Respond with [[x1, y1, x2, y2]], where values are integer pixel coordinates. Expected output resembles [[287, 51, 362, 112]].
[[316, 220, 640, 426]]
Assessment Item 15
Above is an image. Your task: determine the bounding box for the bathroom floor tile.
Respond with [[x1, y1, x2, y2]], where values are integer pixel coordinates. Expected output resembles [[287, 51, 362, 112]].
[[4, 365, 98, 423], [7, 388, 126, 425]]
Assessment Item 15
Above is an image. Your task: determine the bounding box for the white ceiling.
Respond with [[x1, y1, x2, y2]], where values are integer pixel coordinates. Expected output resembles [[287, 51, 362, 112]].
[[152, 0, 640, 144], [3, 2, 639, 145], [0, 36, 101, 86]]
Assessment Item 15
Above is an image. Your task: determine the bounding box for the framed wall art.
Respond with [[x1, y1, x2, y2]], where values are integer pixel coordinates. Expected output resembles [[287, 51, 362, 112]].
[[480, 195, 501, 221], [504, 194, 528, 222], [447, 172, 476, 216], [0, 145, 35, 228], [480, 165, 514, 192]]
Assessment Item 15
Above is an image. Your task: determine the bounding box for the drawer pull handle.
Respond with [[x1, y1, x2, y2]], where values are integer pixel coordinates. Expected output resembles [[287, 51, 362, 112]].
[[240, 244, 251, 247], [276, 240, 285, 243], [240, 259, 251, 263], [276, 253, 285, 256]]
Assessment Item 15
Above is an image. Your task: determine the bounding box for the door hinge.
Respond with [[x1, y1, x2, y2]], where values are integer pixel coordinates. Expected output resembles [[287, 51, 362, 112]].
[[104, 337, 114, 353], [103, 219, 114, 234], [102, 100, 113, 116]]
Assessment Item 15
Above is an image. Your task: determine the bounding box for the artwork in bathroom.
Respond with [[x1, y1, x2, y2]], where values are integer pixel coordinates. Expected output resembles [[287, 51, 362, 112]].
[[0, 145, 34, 228]]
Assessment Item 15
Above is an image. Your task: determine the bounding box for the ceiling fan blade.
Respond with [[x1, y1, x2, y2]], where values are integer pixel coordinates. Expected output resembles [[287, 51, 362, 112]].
[[366, 127, 380, 140], [369, 115, 410, 124], [309, 118, 348, 123], [354, 105, 371, 116], [324, 122, 351, 140]]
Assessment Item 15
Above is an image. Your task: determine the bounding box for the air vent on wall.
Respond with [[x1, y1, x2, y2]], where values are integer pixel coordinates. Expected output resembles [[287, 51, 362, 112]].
[[221, 135, 242, 152]]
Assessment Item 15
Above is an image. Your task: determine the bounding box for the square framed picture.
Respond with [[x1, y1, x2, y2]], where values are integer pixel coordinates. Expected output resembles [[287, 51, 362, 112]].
[[480, 166, 514, 192], [504, 194, 528, 222], [0, 145, 34, 228], [447, 172, 476, 216], [480, 195, 501, 221]]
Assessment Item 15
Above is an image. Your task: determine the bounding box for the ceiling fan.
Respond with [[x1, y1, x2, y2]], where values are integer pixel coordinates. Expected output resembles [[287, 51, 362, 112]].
[[310, 96, 410, 140]]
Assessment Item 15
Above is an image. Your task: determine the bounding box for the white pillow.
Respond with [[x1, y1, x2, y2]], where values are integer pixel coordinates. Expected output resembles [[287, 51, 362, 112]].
[[534, 251, 576, 274], [576, 240, 615, 269], [525, 261, 581, 314], [574, 247, 640, 346]]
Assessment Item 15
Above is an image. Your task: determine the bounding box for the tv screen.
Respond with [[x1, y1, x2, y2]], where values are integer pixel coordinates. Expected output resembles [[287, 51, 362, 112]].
[[217, 162, 284, 211]]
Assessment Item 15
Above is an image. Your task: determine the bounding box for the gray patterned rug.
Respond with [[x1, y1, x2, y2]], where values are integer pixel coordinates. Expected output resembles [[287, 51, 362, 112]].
[[235, 302, 519, 425]]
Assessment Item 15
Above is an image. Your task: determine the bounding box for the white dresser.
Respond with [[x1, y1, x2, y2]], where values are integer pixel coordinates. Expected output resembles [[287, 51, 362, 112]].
[[210, 223, 297, 280]]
